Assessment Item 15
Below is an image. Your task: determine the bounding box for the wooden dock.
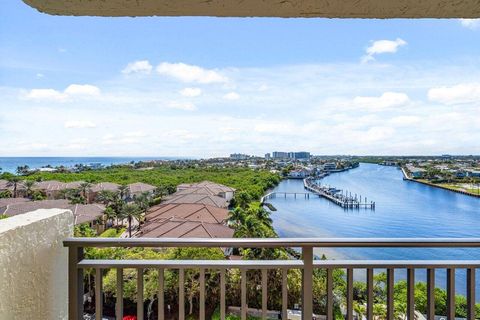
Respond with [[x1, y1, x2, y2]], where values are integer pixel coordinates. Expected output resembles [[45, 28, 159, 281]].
[[261, 191, 313, 203], [303, 178, 375, 209]]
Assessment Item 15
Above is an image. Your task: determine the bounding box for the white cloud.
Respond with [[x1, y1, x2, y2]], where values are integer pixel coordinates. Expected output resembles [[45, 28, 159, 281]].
[[64, 120, 96, 129], [156, 62, 227, 84], [64, 84, 100, 96], [24, 89, 67, 102], [353, 92, 410, 110], [428, 83, 480, 105], [24, 84, 100, 102], [362, 38, 407, 63], [223, 92, 240, 100], [168, 101, 197, 111], [36, 73, 44, 79], [180, 87, 202, 97], [122, 60, 153, 75], [459, 19, 480, 30]]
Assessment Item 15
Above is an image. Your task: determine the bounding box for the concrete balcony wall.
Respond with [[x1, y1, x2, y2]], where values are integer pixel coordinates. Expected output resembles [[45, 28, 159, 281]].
[[0, 209, 74, 320]]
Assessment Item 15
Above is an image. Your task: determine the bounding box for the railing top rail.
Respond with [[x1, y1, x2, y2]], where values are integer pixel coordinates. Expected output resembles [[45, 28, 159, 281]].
[[77, 259, 480, 269], [64, 237, 480, 248]]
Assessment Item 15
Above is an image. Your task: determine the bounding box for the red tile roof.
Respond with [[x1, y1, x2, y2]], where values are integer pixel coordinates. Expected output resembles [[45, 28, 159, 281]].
[[138, 217, 234, 239], [146, 203, 229, 224]]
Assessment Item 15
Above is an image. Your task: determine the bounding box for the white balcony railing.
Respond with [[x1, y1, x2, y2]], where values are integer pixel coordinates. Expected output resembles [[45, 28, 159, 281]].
[[64, 238, 480, 320]]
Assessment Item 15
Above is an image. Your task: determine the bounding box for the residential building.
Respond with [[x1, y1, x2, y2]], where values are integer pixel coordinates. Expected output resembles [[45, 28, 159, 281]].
[[163, 193, 229, 208], [127, 182, 156, 198], [145, 203, 229, 224], [0, 199, 105, 232], [176, 181, 236, 201], [136, 217, 234, 239], [89, 182, 121, 202]]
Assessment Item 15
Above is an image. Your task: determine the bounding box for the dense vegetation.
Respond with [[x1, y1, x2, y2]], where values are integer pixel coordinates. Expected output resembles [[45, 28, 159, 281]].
[[12, 165, 281, 201]]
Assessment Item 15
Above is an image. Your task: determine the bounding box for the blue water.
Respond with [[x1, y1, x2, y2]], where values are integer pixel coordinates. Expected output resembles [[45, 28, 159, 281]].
[[269, 163, 480, 299], [0, 157, 184, 173]]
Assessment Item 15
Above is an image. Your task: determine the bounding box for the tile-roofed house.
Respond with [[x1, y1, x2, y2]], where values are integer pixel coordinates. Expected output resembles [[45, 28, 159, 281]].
[[0, 179, 26, 197], [145, 203, 229, 224], [0, 198, 31, 214], [33, 180, 68, 199], [137, 217, 234, 239], [89, 182, 121, 202], [128, 182, 156, 197], [64, 181, 86, 189], [163, 193, 229, 208], [91, 182, 121, 193], [0, 199, 105, 232], [70, 203, 106, 226], [176, 181, 236, 200]]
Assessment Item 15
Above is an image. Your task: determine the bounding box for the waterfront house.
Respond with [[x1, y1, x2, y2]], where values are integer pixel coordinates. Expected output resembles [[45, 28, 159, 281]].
[[323, 162, 337, 172], [466, 170, 480, 178], [406, 164, 426, 178], [145, 203, 230, 224], [176, 180, 236, 201], [136, 217, 234, 239], [163, 193, 229, 208]]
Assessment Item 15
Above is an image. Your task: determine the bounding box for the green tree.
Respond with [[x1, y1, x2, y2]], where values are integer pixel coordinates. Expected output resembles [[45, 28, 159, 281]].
[[78, 182, 92, 204], [23, 180, 35, 199], [120, 203, 142, 238], [6, 175, 21, 198]]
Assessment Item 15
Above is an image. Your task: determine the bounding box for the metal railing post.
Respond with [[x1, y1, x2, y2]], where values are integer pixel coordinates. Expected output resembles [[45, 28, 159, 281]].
[[68, 246, 84, 320], [302, 246, 313, 320]]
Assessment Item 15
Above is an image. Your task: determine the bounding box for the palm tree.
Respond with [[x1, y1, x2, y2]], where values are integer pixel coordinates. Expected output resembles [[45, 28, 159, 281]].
[[134, 191, 151, 222], [227, 207, 247, 227], [96, 190, 116, 206], [78, 182, 92, 204], [104, 207, 117, 227], [118, 185, 130, 202], [120, 203, 142, 237], [6, 176, 21, 198], [353, 301, 366, 320], [23, 180, 36, 199]]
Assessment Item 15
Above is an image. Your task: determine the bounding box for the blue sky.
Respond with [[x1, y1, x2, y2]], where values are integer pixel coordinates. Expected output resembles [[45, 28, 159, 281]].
[[1, 1, 479, 157]]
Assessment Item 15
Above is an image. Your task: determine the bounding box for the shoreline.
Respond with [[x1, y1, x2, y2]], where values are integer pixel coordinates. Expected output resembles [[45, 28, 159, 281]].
[[400, 166, 480, 198]]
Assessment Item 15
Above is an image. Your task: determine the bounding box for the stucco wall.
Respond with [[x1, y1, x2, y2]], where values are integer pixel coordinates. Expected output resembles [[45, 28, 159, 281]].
[[22, 0, 480, 18], [0, 209, 74, 320]]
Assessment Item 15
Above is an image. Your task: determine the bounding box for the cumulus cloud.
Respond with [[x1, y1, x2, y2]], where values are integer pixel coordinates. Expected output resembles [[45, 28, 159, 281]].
[[180, 87, 202, 97], [428, 83, 480, 105], [64, 84, 101, 96], [25, 89, 67, 102], [24, 84, 100, 102], [156, 62, 227, 84], [459, 19, 480, 30], [122, 60, 153, 75], [353, 92, 410, 111], [64, 120, 96, 129], [362, 38, 407, 63], [223, 92, 240, 100]]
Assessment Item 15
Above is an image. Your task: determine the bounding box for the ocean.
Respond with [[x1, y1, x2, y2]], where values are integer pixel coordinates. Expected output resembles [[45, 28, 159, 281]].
[[0, 157, 183, 173]]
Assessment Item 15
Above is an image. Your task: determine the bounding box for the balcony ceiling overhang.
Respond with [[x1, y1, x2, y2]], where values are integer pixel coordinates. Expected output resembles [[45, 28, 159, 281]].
[[22, 0, 480, 18]]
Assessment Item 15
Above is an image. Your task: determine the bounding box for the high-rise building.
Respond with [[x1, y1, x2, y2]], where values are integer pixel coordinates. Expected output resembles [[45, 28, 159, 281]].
[[272, 151, 289, 159]]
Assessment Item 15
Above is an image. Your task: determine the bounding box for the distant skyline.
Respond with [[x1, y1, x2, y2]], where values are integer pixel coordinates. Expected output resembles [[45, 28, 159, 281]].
[[1, 2, 479, 157]]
